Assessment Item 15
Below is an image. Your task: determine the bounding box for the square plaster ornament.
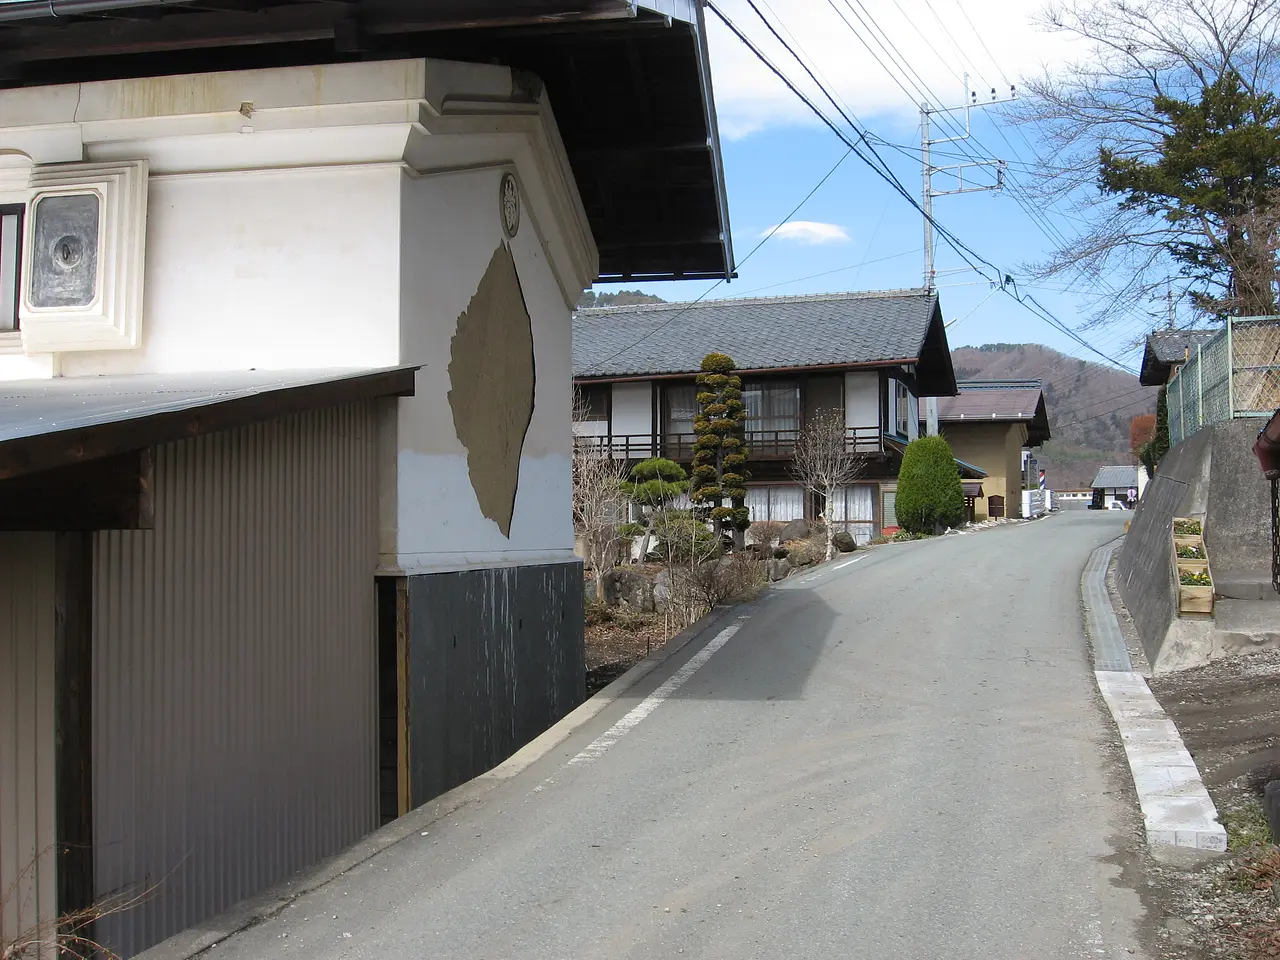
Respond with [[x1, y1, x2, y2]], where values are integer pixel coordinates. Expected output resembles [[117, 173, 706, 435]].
[[20, 160, 148, 353]]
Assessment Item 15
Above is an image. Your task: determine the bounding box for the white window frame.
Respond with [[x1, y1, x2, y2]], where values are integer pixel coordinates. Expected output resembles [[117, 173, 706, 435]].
[[0, 205, 21, 336], [895, 380, 910, 437], [19, 160, 149, 354]]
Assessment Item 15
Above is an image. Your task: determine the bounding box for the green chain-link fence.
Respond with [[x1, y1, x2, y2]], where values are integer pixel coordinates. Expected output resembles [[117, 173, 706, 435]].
[[1168, 316, 1280, 444]]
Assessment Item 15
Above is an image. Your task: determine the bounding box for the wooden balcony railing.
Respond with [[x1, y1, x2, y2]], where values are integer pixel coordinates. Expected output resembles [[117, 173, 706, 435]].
[[574, 426, 883, 461]]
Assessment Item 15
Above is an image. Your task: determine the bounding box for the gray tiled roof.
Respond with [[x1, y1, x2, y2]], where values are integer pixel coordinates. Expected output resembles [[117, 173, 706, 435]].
[[573, 289, 939, 378], [1146, 329, 1218, 364], [937, 382, 1044, 421], [1091, 465, 1141, 490]]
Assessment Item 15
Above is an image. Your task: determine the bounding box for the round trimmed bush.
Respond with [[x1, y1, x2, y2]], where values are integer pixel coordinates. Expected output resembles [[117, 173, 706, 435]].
[[895, 435, 964, 534]]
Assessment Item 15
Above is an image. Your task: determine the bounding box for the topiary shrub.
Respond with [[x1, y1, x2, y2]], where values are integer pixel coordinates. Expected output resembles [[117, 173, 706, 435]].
[[651, 509, 719, 562], [691, 352, 750, 547], [895, 435, 964, 534]]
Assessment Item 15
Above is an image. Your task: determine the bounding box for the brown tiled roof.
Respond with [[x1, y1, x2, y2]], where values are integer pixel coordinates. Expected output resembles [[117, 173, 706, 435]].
[[935, 379, 1051, 444]]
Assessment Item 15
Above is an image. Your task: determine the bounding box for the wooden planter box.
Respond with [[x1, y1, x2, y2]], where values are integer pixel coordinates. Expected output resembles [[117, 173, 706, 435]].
[[1172, 517, 1204, 538], [1174, 534, 1205, 554], [1173, 521, 1214, 615], [1179, 583, 1215, 614]]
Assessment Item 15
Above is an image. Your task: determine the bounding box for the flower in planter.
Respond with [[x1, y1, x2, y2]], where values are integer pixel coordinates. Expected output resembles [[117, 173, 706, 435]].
[[1176, 544, 1205, 559], [1180, 570, 1213, 586], [1173, 519, 1203, 536]]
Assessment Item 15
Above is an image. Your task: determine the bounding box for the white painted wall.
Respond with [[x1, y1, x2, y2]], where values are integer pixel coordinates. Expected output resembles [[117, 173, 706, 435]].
[[392, 165, 575, 574], [60, 166, 403, 376], [0, 60, 600, 577], [611, 382, 652, 437], [844, 371, 879, 431]]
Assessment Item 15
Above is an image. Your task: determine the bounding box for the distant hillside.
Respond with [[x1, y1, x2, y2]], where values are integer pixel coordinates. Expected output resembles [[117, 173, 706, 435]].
[[578, 290, 666, 308], [951, 343, 1158, 490]]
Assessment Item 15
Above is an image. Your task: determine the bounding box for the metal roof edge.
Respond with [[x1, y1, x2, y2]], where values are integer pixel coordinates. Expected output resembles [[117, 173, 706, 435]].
[[638, 0, 700, 22], [0, 365, 419, 480]]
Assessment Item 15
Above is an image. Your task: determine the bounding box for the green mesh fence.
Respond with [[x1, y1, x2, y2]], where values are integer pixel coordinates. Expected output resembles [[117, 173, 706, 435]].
[[1231, 317, 1280, 416], [1166, 317, 1280, 444]]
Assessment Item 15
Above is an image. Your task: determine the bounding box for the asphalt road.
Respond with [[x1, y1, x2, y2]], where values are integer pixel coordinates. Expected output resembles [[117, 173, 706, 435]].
[[215, 511, 1148, 960]]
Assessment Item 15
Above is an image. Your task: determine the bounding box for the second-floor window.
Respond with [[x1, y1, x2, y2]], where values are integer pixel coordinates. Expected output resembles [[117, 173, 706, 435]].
[[895, 380, 910, 436], [664, 384, 698, 436], [0, 205, 22, 333], [576, 383, 608, 421], [744, 381, 800, 435]]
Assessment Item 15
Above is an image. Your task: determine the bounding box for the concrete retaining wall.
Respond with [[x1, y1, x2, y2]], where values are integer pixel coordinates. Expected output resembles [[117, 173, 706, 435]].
[[1116, 418, 1268, 669], [1205, 419, 1272, 598]]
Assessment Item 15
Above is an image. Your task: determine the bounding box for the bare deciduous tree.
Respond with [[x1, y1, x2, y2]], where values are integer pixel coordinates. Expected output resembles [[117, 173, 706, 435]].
[[1006, 0, 1280, 324], [572, 388, 628, 602], [790, 412, 867, 560]]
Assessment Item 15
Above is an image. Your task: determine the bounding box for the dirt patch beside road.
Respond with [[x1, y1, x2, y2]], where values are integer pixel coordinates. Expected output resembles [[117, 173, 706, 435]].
[[1139, 651, 1280, 959], [1149, 650, 1280, 813], [584, 608, 676, 696]]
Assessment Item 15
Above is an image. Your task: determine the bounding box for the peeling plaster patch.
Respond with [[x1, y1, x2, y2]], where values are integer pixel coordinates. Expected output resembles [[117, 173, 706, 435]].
[[447, 242, 536, 538]]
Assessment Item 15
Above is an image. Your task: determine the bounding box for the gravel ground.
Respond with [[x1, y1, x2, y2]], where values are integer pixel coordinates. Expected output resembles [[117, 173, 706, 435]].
[[1106, 565, 1280, 959]]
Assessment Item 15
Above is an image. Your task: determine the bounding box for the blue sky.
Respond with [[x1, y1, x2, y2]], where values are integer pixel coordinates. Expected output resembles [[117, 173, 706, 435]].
[[592, 1, 1163, 374]]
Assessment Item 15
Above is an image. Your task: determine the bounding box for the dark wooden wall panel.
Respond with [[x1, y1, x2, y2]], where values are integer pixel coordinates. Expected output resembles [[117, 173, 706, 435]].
[[406, 561, 584, 806]]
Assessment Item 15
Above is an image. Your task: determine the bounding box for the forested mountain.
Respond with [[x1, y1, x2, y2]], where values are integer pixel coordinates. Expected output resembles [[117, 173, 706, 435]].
[[951, 343, 1157, 490]]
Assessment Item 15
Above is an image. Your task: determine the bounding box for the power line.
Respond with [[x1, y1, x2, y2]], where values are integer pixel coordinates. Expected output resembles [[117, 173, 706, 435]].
[[945, 0, 1009, 85], [1054, 391, 1159, 429], [712, 2, 1139, 373], [730, 247, 919, 296], [589, 145, 855, 365]]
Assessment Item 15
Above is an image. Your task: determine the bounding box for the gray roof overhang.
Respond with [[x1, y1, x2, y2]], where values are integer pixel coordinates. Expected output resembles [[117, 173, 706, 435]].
[[0, 1, 732, 282]]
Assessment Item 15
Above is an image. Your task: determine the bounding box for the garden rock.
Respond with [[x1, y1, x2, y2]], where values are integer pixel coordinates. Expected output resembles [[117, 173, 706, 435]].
[[783, 537, 824, 567], [831, 531, 857, 553], [767, 558, 792, 581], [653, 569, 672, 610], [778, 518, 810, 543], [603, 569, 656, 613]]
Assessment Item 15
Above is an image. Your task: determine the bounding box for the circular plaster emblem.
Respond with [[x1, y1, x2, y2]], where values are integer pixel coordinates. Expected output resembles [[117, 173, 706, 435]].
[[500, 172, 520, 239]]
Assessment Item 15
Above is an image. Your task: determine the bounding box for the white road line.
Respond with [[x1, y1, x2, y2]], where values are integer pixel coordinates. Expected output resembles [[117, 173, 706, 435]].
[[832, 556, 865, 570], [566, 618, 747, 767]]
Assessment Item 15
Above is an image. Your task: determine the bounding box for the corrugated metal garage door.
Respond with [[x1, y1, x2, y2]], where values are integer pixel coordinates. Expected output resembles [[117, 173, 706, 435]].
[[91, 403, 380, 957]]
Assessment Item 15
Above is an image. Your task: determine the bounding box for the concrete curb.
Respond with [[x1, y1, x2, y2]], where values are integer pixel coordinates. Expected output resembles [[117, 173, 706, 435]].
[[134, 604, 742, 960], [1081, 537, 1228, 853]]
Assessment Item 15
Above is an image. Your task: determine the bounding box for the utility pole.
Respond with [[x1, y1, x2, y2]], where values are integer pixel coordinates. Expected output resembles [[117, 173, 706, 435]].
[[921, 75, 1016, 436], [921, 75, 1016, 289]]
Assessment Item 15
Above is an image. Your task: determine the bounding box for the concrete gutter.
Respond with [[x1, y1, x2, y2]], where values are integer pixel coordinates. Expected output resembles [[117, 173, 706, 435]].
[[134, 604, 742, 960], [1082, 537, 1227, 852]]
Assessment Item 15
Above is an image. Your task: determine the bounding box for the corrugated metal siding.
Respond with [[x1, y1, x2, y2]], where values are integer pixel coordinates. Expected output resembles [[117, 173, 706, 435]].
[[0, 533, 57, 956], [91, 404, 380, 958], [406, 562, 584, 806]]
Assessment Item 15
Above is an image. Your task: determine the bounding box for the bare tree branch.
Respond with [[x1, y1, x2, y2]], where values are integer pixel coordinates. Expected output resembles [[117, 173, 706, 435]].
[[790, 412, 868, 560], [1006, 0, 1280, 325], [572, 388, 628, 603]]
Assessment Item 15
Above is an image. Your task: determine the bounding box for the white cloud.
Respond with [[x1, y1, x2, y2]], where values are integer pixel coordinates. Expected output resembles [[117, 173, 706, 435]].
[[704, 0, 1083, 139], [763, 220, 851, 244]]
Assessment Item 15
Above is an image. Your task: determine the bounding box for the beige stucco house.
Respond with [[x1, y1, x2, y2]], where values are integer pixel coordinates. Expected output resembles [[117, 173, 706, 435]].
[[933, 380, 1051, 520]]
